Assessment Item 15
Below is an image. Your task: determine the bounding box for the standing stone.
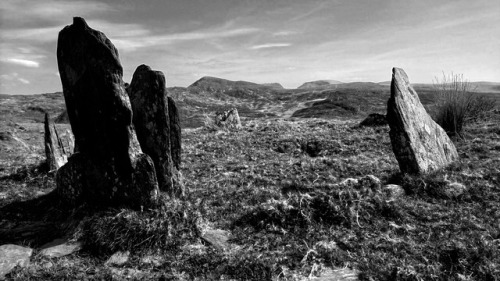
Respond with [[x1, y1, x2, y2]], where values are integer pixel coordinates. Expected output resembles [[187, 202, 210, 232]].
[[168, 96, 181, 170], [127, 65, 184, 197], [56, 17, 159, 208], [44, 113, 70, 170], [387, 67, 458, 174], [215, 108, 242, 129]]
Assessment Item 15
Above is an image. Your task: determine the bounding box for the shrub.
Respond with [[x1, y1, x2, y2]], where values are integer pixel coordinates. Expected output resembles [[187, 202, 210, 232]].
[[432, 72, 496, 137]]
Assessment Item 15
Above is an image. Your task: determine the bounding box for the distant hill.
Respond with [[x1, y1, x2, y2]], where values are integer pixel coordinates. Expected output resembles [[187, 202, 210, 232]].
[[297, 80, 344, 89], [188, 76, 281, 92], [261, 83, 284, 90]]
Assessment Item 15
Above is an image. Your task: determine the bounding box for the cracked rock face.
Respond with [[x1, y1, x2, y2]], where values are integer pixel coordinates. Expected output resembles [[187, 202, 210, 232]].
[[56, 17, 158, 207], [387, 67, 458, 174], [44, 113, 72, 170], [127, 64, 184, 197]]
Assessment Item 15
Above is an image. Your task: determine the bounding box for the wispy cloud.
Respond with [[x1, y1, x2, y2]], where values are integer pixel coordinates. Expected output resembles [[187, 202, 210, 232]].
[[110, 24, 260, 51], [18, 78, 30, 84], [250, 43, 291, 50], [0, 0, 113, 24], [1, 58, 40, 68]]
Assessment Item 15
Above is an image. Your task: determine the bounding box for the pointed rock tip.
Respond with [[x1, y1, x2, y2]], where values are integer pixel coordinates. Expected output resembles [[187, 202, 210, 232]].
[[392, 67, 409, 83], [136, 64, 152, 72], [72, 17, 88, 29]]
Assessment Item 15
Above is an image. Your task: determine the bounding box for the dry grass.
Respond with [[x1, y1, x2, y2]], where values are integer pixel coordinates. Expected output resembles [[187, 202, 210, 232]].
[[1, 95, 500, 279]]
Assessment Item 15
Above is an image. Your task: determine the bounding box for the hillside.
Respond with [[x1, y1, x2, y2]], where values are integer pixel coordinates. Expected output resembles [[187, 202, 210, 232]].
[[297, 80, 344, 89]]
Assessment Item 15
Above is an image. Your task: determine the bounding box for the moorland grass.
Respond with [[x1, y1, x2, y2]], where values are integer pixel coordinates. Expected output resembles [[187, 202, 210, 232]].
[[2, 113, 500, 280]]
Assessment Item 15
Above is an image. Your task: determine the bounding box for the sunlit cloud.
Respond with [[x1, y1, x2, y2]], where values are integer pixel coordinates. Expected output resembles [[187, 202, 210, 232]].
[[1, 58, 40, 68], [18, 78, 30, 84], [250, 43, 291, 50]]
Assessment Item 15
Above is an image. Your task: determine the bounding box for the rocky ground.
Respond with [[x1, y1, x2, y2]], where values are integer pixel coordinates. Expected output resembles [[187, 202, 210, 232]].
[[1, 107, 499, 279]]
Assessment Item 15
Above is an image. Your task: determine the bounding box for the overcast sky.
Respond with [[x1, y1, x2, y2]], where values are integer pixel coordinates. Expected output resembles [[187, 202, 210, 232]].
[[0, 0, 499, 95]]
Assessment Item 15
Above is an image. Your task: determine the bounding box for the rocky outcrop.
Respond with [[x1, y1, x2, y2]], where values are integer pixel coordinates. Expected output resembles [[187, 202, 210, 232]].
[[56, 17, 159, 208], [127, 64, 184, 196], [387, 68, 458, 174], [44, 113, 72, 170], [215, 108, 242, 129]]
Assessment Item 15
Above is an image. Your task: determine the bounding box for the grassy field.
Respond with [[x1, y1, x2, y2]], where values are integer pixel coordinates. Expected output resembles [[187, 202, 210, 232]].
[[1, 87, 500, 280]]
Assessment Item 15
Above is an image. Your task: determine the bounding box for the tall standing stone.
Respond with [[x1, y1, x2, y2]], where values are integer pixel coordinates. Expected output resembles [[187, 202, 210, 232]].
[[56, 17, 159, 207], [44, 113, 70, 170], [127, 65, 184, 197], [387, 67, 458, 174]]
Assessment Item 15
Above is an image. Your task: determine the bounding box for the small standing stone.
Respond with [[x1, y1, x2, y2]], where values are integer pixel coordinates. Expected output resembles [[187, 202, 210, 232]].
[[387, 68, 458, 174], [44, 113, 71, 170]]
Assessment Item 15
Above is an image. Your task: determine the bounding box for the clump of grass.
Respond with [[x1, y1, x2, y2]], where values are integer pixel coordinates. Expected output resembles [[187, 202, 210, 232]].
[[432, 72, 496, 137], [235, 180, 405, 232], [80, 198, 200, 255]]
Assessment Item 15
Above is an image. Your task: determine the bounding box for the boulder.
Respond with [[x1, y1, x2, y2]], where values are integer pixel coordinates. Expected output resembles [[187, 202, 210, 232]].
[[387, 68, 458, 174], [0, 244, 33, 279], [359, 113, 387, 127], [215, 108, 242, 129], [44, 113, 72, 170], [127, 64, 184, 196], [56, 17, 159, 208]]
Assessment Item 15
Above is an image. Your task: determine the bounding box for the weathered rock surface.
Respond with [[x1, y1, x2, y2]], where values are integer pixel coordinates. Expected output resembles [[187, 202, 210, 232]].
[[359, 113, 387, 127], [105, 251, 130, 267], [56, 17, 159, 207], [201, 229, 231, 252], [38, 240, 82, 258], [0, 244, 33, 279], [44, 113, 72, 170], [127, 64, 184, 196], [387, 68, 458, 174], [310, 267, 358, 280], [168, 96, 182, 170], [215, 108, 242, 129]]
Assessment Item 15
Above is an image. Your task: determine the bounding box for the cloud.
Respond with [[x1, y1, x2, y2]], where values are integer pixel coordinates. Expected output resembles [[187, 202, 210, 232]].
[[0, 72, 30, 85], [18, 78, 30, 84], [1, 58, 40, 68], [0, 0, 113, 24], [273, 31, 298, 37], [250, 43, 291, 50], [110, 24, 260, 51]]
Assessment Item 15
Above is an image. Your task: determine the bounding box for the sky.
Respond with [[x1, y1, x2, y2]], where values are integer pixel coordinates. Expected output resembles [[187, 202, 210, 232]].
[[0, 0, 499, 95]]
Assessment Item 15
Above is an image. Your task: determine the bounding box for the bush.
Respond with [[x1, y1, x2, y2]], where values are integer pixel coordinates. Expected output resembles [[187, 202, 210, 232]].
[[432, 72, 496, 137]]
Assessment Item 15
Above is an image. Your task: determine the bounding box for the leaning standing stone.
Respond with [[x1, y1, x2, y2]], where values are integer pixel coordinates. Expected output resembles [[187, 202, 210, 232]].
[[387, 67, 458, 174], [56, 17, 158, 208], [128, 64, 184, 196]]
